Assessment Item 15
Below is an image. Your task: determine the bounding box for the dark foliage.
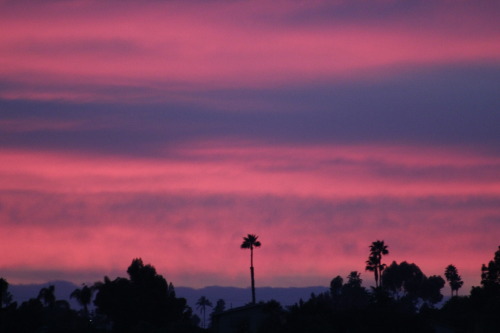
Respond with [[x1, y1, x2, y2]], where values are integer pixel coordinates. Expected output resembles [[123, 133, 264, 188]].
[[444, 264, 464, 297], [382, 261, 444, 311], [365, 240, 389, 289], [0, 278, 13, 309], [0, 287, 88, 333], [1, 244, 499, 332], [93, 258, 196, 333]]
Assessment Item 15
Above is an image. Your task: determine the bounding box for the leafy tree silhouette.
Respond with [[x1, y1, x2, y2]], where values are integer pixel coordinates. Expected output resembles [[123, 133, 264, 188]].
[[208, 298, 226, 330], [0, 278, 13, 309], [421, 275, 445, 306], [70, 283, 94, 318], [94, 258, 193, 332], [444, 264, 464, 297], [17, 298, 44, 331], [382, 261, 444, 311], [258, 300, 286, 333], [468, 245, 500, 331], [480, 245, 500, 289], [212, 298, 225, 314], [341, 271, 370, 310], [365, 240, 389, 288], [329, 271, 370, 311], [241, 234, 261, 304], [345, 271, 363, 288], [329, 275, 343, 300], [196, 296, 212, 329]]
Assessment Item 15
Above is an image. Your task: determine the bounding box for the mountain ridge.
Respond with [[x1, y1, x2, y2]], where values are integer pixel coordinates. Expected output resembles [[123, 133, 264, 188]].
[[9, 280, 328, 310]]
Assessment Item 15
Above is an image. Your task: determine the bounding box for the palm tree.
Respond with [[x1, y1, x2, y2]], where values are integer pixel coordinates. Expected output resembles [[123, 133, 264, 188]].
[[38, 285, 56, 307], [196, 296, 213, 329], [365, 240, 389, 288], [70, 284, 94, 317], [445, 264, 464, 297], [241, 234, 261, 304]]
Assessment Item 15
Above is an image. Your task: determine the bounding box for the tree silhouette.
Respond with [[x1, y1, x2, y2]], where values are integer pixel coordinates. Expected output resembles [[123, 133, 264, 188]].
[[383, 261, 444, 311], [468, 245, 500, 331], [241, 234, 261, 304], [0, 278, 13, 309], [37, 285, 56, 307], [345, 271, 363, 288], [330, 275, 343, 298], [212, 299, 225, 314], [444, 264, 464, 297], [383, 261, 425, 301], [342, 271, 370, 309], [365, 240, 389, 288], [480, 245, 500, 289], [94, 258, 193, 332], [421, 275, 445, 306], [196, 296, 212, 329], [70, 283, 94, 317]]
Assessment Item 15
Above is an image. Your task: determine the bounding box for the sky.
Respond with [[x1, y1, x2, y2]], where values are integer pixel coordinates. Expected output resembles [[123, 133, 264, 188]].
[[1, 0, 499, 292]]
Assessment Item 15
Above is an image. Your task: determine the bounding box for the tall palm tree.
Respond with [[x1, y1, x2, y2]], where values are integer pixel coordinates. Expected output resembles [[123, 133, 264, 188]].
[[70, 284, 94, 317], [196, 296, 213, 329], [365, 240, 389, 288], [241, 234, 261, 304]]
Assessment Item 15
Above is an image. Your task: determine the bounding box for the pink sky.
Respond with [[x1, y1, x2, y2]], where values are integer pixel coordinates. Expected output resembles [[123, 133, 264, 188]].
[[1, 0, 499, 293], [1, 0, 499, 101]]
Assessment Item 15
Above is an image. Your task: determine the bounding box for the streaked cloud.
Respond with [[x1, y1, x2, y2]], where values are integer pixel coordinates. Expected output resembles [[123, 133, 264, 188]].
[[1, 143, 498, 288], [0, 0, 498, 291], [1, 0, 498, 101]]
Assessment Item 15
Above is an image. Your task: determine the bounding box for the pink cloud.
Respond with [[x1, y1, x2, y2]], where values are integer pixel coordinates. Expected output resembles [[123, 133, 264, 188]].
[[0, 142, 498, 289], [1, 143, 498, 197], [0, 1, 498, 292], [0, 1, 498, 102], [1, 196, 495, 289]]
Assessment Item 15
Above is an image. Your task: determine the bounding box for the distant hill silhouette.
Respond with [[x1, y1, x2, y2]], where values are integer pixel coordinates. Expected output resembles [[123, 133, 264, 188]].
[[9, 281, 327, 310], [10, 280, 80, 308], [177, 286, 329, 309]]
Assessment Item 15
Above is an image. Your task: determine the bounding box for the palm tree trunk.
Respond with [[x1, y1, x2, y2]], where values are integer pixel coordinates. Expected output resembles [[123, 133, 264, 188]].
[[251, 266, 256, 304], [378, 266, 383, 288], [250, 247, 256, 304]]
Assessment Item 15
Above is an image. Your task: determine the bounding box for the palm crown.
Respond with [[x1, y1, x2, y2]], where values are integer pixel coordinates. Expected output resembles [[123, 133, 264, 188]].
[[365, 240, 389, 288], [196, 296, 212, 328], [241, 234, 261, 250]]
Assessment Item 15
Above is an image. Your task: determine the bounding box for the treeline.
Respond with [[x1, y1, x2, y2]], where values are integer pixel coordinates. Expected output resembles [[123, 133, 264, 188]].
[[1, 243, 499, 333], [257, 242, 500, 333]]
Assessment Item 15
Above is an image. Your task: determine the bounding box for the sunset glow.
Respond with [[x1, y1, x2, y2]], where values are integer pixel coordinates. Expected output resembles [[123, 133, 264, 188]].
[[1, 0, 499, 292]]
